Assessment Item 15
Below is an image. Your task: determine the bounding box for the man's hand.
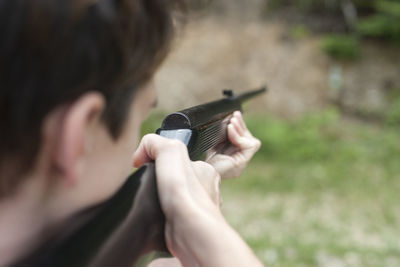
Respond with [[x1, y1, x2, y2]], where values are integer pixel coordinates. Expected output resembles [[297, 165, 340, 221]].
[[133, 134, 223, 265], [133, 134, 222, 215], [206, 111, 261, 179], [133, 134, 263, 267]]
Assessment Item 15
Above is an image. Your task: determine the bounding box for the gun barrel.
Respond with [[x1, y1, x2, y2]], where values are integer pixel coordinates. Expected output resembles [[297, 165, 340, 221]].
[[160, 86, 267, 130], [234, 86, 267, 103]]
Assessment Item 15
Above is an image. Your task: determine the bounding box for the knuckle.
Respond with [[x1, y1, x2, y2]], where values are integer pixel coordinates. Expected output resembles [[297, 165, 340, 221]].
[[141, 134, 152, 144], [192, 160, 204, 168], [143, 134, 188, 156], [141, 134, 156, 148], [144, 133, 158, 139], [162, 138, 179, 148], [168, 139, 187, 151], [209, 165, 221, 180], [195, 161, 219, 177], [255, 138, 262, 149], [203, 161, 217, 173], [251, 137, 261, 149], [215, 172, 222, 184], [143, 133, 159, 145]]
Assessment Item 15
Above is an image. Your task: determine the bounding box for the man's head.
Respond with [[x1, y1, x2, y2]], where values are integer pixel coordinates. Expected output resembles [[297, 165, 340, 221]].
[[0, 0, 181, 214]]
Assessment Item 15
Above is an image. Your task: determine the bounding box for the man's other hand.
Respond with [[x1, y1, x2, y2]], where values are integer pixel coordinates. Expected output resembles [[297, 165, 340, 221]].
[[206, 111, 261, 179]]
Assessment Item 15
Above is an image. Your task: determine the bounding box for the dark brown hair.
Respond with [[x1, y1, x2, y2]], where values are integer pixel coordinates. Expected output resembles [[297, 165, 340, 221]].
[[0, 0, 183, 195]]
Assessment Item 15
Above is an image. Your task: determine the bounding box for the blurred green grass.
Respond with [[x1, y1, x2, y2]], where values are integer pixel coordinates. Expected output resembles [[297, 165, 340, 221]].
[[141, 109, 400, 266]]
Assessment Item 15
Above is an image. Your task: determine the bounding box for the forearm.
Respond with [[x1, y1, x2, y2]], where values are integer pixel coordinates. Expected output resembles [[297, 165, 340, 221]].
[[170, 209, 263, 267]]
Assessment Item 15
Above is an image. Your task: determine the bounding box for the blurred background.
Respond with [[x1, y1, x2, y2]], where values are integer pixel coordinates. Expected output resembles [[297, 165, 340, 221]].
[[144, 0, 400, 266]]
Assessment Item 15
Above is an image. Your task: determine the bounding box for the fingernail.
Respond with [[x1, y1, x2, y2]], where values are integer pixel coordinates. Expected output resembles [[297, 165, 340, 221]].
[[132, 159, 139, 168], [228, 124, 236, 133], [229, 123, 239, 137], [132, 152, 141, 168]]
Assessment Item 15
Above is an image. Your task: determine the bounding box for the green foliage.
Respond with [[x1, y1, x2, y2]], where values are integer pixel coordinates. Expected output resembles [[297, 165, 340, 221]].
[[321, 34, 360, 60], [385, 94, 400, 125], [356, 0, 400, 43], [266, 0, 341, 12], [376, 0, 400, 17], [290, 25, 311, 39], [140, 111, 166, 136], [244, 108, 400, 166], [266, 0, 400, 57], [141, 111, 400, 265], [221, 111, 400, 265], [294, 0, 330, 12], [357, 15, 400, 42], [245, 109, 340, 162]]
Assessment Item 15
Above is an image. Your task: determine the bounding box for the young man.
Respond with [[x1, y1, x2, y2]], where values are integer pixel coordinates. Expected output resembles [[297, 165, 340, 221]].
[[0, 0, 263, 266]]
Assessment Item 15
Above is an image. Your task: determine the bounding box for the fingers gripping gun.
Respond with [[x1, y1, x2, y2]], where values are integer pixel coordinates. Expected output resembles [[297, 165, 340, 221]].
[[14, 87, 266, 267]]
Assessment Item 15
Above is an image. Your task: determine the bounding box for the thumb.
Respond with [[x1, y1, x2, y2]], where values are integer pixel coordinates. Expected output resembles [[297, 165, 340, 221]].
[[132, 134, 190, 168], [132, 134, 161, 168]]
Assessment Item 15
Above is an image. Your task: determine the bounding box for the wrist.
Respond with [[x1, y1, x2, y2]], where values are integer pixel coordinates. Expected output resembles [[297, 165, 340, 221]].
[[165, 201, 225, 261], [167, 207, 263, 267]]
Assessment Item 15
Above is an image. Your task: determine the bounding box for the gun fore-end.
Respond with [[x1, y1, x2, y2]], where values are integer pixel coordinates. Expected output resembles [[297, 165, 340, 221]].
[[156, 86, 267, 160], [156, 111, 233, 160]]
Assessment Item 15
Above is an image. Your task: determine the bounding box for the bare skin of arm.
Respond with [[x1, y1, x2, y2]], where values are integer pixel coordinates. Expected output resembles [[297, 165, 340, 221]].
[[135, 111, 263, 267]]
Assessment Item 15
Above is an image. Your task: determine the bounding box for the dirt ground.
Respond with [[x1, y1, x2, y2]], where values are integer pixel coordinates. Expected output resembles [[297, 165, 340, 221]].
[[155, 16, 331, 117], [155, 5, 400, 118]]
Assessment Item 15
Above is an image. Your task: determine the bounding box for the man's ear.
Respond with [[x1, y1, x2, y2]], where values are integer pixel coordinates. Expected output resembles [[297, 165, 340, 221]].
[[46, 92, 105, 186]]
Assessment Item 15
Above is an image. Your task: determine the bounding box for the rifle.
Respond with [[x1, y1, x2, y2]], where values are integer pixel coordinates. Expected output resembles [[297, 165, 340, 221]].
[[14, 86, 267, 267]]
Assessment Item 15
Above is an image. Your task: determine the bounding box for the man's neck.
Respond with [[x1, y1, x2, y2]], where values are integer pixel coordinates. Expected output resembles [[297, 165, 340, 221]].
[[0, 179, 47, 266]]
